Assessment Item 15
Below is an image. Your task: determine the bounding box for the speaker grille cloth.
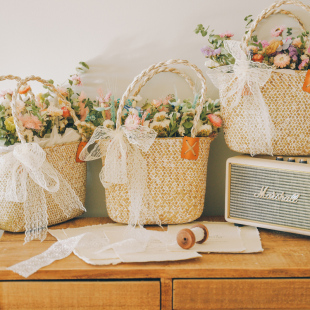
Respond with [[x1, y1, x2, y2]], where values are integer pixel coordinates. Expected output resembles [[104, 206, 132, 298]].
[[229, 164, 310, 230]]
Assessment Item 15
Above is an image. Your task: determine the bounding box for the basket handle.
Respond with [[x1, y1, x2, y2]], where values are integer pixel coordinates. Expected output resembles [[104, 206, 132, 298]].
[[0, 75, 21, 83], [241, 0, 310, 51], [12, 76, 83, 144], [116, 59, 207, 138], [132, 67, 196, 97], [267, 8, 306, 32]]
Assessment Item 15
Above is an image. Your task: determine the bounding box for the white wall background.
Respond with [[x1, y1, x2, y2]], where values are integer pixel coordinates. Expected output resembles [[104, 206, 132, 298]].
[[1, 0, 309, 218]]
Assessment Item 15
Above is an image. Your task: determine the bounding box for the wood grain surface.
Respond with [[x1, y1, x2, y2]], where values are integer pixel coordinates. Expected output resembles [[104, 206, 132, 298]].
[[161, 278, 173, 310], [0, 217, 310, 281], [173, 279, 310, 310], [0, 281, 160, 310]]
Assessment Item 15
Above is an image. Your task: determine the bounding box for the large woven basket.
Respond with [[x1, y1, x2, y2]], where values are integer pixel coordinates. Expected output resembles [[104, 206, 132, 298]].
[[220, 0, 310, 155], [102, 59, 214, 224], [0, 76, 86, 232]]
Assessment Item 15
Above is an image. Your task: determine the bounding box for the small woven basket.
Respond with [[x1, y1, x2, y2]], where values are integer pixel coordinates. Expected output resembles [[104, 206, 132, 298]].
[[0, 76, 86, 232], [221, 0, 310, 155], [102, 59, 214, 224]]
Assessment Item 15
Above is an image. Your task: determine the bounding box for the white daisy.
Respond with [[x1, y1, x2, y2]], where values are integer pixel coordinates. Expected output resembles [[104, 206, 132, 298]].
[[129, 108, 139, 116], [154, 111, 168, 122], [197, 124, 212, 136], [103, 119, 115, 129], [47, 106, 63, 117], [24, 129, 33, 142], [178, 125, 185, 136]]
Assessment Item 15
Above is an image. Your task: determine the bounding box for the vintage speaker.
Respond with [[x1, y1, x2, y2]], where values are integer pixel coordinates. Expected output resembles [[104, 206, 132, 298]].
[[225, 155, 310, 236]]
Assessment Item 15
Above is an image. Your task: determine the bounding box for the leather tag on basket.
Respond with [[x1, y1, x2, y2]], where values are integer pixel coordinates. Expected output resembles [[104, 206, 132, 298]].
[[76, 141, 87, 163], [181, 137, 199, 160], [302, 70, 310, 93]]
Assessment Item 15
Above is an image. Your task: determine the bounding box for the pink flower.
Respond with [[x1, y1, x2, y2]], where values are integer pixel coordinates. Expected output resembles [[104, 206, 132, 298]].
[[258, 40, 270, 48], [298, 58, 309, 70], [79, 101, 88, 122], [72, 75, 82, 86], [0, 89, 13, 99], [219, 31, 234, 38], [271, 25, 285, 37], [125, 114, 140, 130], [208, 114, 222, 128], [79, 91, 87, 102], [16, 99, 25, 114], [57, 86, 68, 97], [158, 106, 169, 112], [97, 88, 112, 105], [292, 38, 302, 48], [18, 114, 42, 130], [152, 99, 163, 108], [274, 53, 291, 68], [104, 91, 112, 102], [163, 95, 173, 105]]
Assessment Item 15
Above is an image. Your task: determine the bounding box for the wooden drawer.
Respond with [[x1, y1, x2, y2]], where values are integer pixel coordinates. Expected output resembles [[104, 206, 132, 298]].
[[0, 280, 160, 310], [173, 279, 310, 310]]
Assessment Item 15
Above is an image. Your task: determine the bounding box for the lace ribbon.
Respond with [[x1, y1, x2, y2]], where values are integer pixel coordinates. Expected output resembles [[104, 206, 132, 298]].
[[206, 40, 274, 155], [0, 142, 85, 242], [7, 234, 86, 278], [79, 125, 158, 226], [7, 227, 182, 277]]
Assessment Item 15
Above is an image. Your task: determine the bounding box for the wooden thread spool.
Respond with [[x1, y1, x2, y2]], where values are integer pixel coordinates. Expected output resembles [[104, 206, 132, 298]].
[[177, 224, 209, 249]]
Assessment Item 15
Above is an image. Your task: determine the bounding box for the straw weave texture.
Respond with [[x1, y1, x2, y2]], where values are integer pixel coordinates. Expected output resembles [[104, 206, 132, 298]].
[[0, 142, 86, 232], [101, 137, 212, 224], [222, 71, 310, 155]]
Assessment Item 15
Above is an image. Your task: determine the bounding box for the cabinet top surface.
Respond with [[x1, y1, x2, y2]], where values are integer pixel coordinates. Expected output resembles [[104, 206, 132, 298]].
[[1, 217, 310, 281]]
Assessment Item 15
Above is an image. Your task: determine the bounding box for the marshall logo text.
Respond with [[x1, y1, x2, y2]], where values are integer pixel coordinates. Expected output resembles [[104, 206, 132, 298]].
[[254, 186, 300, 203]]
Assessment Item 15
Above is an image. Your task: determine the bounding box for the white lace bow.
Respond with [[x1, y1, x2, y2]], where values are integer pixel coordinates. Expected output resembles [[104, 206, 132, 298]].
[[79, 125, 158, 226], [0, 142, 85, 242], [207, 40, 274, 155]]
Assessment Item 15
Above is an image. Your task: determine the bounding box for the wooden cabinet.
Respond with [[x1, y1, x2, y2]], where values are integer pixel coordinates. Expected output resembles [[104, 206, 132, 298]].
[[173, 279, 310, 310], [0, 281, 160, 310], [1, 217, 310, 310]]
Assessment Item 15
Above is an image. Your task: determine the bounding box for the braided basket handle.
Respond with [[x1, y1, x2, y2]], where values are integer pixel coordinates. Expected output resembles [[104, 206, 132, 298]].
[[117, 59, 207, 138], [132, 67, 196, 97], [241, 0, 310, 51], [0, 75, 38, 102], [12, 76, 82, 144], [0, 75, 21, 83], [267, 9, 307, 32]]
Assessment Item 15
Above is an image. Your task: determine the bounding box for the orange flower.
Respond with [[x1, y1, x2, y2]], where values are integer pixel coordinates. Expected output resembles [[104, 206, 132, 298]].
[[252, 54, 264, 63], [19, 84, 31, 95], [265, 41, 283, 55], [61, 107, 71, 118]]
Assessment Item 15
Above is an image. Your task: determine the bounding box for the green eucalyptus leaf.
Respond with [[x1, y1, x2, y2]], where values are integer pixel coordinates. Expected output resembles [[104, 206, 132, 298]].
[[183, 121, 193, 129], [79, 62, 89, 69]]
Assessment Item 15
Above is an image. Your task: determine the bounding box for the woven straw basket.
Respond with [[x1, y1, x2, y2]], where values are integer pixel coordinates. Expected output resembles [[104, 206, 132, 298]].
[[221, 0, 310, 155], [0, 76, 86, 232], [101, 59, 214, 224]]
